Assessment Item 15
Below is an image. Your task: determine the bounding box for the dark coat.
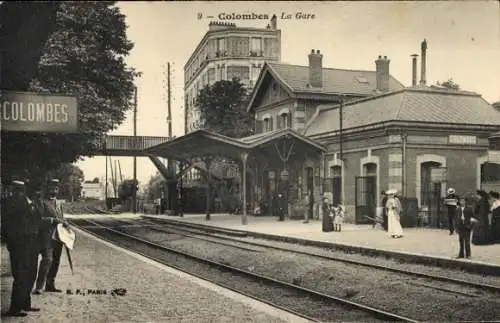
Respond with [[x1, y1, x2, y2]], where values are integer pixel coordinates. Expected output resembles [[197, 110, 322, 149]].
[[455, 206, 473, 232], [1, 195, 41, 247]]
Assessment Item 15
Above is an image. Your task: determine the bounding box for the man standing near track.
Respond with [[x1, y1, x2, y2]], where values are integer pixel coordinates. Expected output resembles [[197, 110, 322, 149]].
[[34, 179, 67, 294], [1, 180, 41, 317]]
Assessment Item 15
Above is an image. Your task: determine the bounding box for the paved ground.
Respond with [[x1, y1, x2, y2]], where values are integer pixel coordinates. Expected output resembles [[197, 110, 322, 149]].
[[138, 213, 500, 266], [1, 227, 309, 323]]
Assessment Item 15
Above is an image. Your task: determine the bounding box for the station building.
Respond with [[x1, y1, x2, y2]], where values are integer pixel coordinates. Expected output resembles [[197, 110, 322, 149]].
[[245, 41, 500, 225]]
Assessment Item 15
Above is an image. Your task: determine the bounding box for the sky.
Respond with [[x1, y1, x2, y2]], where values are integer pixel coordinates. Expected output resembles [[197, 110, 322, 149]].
[[75, 1, 500, 187]]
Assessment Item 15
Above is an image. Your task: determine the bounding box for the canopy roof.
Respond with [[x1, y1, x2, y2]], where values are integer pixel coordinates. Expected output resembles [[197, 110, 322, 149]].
[[146, 128, 325, 161]]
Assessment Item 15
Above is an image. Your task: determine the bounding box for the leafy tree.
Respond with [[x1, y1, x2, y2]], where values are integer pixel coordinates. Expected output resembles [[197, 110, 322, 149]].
[[145, 173, 164, 201], [91, 177, 100, 183], [118, 178, 138, 201], [196, 78, 253, 138], [50, 163, 84, 201], [1, 1, 139, 185], [436, 78, 460, 90]]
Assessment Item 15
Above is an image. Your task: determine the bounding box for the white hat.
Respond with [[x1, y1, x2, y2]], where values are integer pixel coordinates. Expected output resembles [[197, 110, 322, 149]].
[[386, 189, 397, 195], [55, 224, 76, 250], [447, 188, 455, 194]]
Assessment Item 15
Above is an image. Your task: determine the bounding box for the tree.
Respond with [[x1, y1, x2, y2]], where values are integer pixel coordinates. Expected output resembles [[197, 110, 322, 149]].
[[196, 78, 254, 138], [50, 163, 84, 201], [1, 1, 139, 185], [145, 173, 164, 201], [436, 78, 460, 90]]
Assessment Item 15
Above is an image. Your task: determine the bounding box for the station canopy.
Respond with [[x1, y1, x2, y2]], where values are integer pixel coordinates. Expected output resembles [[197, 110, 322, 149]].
[[145, 128, 325, 161]]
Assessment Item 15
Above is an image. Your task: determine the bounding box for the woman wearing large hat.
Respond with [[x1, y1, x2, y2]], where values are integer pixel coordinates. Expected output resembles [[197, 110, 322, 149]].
[[385, 189, 403, 238]]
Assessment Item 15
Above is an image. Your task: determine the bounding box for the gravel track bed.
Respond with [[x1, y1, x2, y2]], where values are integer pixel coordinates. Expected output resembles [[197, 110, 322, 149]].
[[117, 225, 500, 322], [84, 226, 387, 323], [135, 219, 500, 288]]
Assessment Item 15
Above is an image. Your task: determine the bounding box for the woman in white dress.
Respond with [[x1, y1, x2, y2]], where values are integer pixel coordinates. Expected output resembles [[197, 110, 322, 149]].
[[385, 189, 404, 238]]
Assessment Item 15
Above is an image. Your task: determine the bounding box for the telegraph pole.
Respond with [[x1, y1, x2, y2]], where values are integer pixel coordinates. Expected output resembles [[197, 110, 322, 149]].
[[166, 63, 174, 212], [132, 85, 138, 213], [339, 95, 344, 204]]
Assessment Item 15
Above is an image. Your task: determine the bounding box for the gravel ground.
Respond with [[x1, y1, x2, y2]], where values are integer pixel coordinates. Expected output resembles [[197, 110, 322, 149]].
[[1, 232, 293, 323], [115, 225, 500, 322], [91, 226, 390, 322], [138, 220, 500, 288]]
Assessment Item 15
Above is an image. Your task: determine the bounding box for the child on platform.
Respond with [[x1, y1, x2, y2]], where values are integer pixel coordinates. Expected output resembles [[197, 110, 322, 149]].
[[332, 204, 344, 232]]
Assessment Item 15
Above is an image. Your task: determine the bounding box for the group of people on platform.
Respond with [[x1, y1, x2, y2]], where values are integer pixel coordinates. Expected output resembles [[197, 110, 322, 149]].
[[445, 188, 500, 248], [320, 198, 345, 232], [1, 178, 71, 317]]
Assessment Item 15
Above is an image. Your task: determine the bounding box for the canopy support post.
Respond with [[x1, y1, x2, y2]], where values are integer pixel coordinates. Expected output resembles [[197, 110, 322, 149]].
[[241, 152, 249, 225], [203, 156, 213, 221]]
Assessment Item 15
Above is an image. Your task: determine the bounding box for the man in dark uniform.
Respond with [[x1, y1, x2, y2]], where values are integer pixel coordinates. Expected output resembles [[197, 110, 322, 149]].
[[1, 180, 41, 317], [34, 179, 66, 294]]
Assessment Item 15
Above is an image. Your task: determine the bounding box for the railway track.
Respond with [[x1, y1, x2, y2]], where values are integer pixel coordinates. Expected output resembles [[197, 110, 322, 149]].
[[70, 217, 419, 323], [113, 217, 500, 295]]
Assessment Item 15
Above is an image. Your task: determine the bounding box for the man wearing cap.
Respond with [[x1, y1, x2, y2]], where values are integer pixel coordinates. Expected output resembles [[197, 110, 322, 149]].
[[1, 180, 41, 317], [34, 178, 66, 294], [444, 188, 460, 235]]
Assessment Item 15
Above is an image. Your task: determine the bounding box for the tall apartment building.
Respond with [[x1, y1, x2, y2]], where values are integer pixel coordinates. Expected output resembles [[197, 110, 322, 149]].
[[184, 15, 281, 134]]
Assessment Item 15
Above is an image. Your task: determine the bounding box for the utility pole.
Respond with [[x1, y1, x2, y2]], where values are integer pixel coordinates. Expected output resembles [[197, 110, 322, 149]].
[[166, 62, 173, 212], [132, 85, 138, 214], [339, 95, 344, 204]]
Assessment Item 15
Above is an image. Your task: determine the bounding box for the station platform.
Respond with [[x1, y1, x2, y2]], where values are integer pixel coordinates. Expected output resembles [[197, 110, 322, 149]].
[[0, 227, 308, 322], [137, 213, 500, 272]]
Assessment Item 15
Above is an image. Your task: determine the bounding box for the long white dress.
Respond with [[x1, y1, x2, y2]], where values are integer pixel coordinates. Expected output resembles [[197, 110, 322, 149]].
[[386, 197, 404, 238]]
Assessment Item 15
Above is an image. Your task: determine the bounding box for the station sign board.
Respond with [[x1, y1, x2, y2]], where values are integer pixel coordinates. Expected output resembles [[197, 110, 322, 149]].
[[0, 91, 78, 133], [488, 150, 500, 164]]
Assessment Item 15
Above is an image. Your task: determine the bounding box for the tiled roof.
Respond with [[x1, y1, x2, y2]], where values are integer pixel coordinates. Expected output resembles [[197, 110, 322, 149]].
[[267, 62, 405, 95], [305, 87, 500, 137]]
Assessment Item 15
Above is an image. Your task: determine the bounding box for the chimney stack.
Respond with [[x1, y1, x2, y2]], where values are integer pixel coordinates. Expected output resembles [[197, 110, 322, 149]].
[[411, 54, 419, 86], [270, 14, 277, 29], [420, 39, 427, 85], [308, 49, 323, 88], [375, 55, 390, 92]]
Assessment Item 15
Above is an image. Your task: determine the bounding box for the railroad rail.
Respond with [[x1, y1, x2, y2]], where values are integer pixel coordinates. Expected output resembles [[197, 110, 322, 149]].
[[70, 217, 419, 323], [136, 217, 500, 295]]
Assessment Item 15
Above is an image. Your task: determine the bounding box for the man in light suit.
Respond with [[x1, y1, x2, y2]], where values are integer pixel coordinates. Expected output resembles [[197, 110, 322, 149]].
[[34, 179, 66, 294], [455, 195, 474, 259]]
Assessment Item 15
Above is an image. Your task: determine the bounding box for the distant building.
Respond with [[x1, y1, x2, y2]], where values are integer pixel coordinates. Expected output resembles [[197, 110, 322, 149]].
[[81, 180, 105, 200], [184, 15, 281, 134]]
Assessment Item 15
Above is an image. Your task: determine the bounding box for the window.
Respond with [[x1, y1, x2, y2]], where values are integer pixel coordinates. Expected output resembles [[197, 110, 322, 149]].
[[263, 117, 271, 132], [217, 38, 226, 55], [356, 76, 370, 84], [250, 37, 261, 55], [208, 68, 215, 85], [280, 113, 288, 129]]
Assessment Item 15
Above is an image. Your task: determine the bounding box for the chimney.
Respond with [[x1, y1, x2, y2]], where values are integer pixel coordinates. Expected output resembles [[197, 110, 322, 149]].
[[411, 54, 419, 86], [270, 14, 277, 29], [308, 49, 323, 88], [420, 39, 427, 85], [375, 55, 390, 92]]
